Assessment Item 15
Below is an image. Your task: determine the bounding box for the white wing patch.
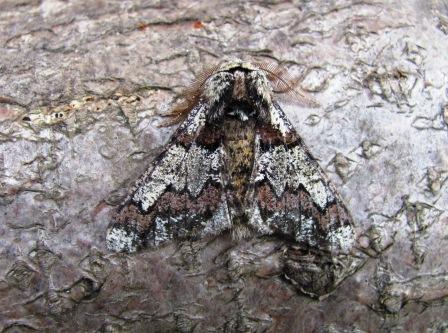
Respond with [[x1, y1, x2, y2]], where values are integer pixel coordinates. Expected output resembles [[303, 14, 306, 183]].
[[106, 225, 140, 253], [268, 104, 293, 137], [288, 146, 334, 209], [247, 204, 273, 234], [254, 145, 334, 209], [255, 145, 288, 197], [133, 144, 187, 211], [296, 216, 318, 247], [186, 144, 222, 197], [178, 103, 207, 136], [202, 198, 232, 236]]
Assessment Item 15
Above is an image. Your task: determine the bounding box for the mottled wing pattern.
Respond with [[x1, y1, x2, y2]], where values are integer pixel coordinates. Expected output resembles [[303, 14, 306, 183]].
[[247, 102, 354, 253], [106, 102, 231, 252]]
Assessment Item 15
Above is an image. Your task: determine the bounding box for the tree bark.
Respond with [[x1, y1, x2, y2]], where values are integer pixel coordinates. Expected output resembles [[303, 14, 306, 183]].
[[1, 0, 448, 332]]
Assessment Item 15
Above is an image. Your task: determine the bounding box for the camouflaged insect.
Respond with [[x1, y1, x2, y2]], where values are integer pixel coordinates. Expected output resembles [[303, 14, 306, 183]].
[[106, 60, 355, 254]]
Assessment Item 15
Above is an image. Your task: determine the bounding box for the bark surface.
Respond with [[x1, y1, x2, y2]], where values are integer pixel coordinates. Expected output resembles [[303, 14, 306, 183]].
[[1, 1, 448, 332]]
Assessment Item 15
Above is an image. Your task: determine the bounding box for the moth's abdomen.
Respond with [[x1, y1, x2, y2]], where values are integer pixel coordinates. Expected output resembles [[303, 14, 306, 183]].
[[222, 118, 256, 217]]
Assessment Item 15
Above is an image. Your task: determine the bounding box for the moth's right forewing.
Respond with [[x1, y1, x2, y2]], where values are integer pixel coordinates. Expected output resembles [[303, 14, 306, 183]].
[[248, 102, 355, 254]]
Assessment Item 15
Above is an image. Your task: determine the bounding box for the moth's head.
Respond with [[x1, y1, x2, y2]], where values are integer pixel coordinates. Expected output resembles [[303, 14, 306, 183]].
[[165, 59, 319, 126]]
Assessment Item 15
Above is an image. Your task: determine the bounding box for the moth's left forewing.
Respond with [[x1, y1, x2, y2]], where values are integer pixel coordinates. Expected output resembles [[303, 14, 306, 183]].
[[106, 102, 231, 253], [249, 101, 355, 254]]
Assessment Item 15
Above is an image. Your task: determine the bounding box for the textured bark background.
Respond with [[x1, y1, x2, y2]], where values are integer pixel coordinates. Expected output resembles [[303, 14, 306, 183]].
[[1, 0, 448, 332]]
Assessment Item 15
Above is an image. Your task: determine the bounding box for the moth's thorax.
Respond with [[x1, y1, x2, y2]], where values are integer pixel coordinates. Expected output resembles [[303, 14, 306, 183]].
[[232, 70, 247, 101], [203, 64, 272, 122]]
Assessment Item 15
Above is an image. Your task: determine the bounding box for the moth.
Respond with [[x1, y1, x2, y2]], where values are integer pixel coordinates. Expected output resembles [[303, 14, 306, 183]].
[[106, 60, 355, 254]]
